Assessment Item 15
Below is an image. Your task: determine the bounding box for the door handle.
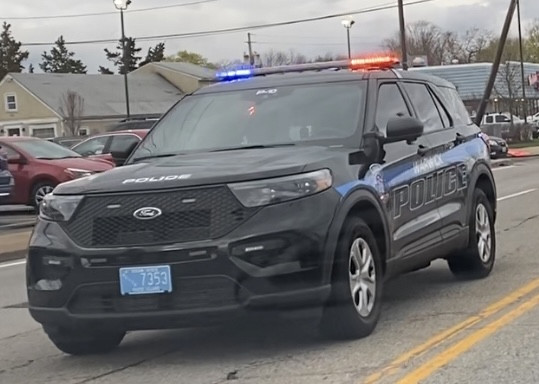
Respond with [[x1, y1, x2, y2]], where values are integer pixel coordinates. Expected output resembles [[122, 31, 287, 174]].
[[417, 144, 430, 156]]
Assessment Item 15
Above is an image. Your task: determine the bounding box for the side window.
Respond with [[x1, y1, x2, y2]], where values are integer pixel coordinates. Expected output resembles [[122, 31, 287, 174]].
[[486, 116, 494, 124], [0, 145, 18, 157], [429, 88, 451, 128], [375, 83, 411, 134], [402, 82, 444, 133], [109, 135, 140, 154], [495, 115, 510, 123], [438, 87, 473, 126], [73, 136, 108, 156]]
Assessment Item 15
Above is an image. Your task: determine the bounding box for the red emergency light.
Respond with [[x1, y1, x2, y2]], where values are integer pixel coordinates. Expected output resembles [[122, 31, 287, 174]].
[[349, 55, 400, 70]]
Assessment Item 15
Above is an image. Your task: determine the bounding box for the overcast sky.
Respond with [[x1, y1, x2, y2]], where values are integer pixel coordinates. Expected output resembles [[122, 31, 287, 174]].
[[4, 0, 539, 73]]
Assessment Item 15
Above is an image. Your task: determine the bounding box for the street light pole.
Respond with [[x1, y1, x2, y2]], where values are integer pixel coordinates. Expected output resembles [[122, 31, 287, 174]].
[[516, 0, 527, 123], [341, 18, 355, 59], [398, 0, 408, 70], [114, 0, 131, 119]]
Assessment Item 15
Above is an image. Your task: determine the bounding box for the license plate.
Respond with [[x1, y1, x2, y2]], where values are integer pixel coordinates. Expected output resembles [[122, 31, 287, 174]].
[[119, 265, 172, 296]]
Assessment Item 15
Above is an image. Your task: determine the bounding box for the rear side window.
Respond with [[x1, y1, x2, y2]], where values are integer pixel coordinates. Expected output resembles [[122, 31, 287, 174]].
[[486, 116, 494, 123], [438, 87, 473, 126], [402, 82, 444, 133], [109, 135, 140, 153], [375, 83, 411, 135]]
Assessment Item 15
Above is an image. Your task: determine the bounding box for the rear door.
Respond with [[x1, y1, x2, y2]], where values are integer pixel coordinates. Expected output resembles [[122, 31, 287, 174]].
[[372, 81, 443, 264]]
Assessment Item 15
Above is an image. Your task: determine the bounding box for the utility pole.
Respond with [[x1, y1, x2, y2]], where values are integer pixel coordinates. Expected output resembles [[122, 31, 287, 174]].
[[398, 0, 408, 70], [517, 0, 527, 123], [475, 0, 518, 126], [247, 33, 254, 66], [120, 8, 131, 119]]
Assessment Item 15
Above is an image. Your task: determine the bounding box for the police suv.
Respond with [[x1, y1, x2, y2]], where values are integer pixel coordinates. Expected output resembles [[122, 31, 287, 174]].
[[27, 56, 497, 355]]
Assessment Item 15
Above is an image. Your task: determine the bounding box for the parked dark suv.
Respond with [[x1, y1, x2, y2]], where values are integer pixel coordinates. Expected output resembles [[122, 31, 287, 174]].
[[27, 57, 497, 355]]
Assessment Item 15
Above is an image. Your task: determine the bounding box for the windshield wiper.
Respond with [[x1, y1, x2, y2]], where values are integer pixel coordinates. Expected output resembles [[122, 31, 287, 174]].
[[210, 143, 296, 152], [131, 153, 181, 163]]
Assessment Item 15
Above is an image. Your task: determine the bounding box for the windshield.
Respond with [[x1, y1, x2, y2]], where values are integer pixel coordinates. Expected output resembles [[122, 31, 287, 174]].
[[14, 139, 82, 159], [130, 82, 366, 161]]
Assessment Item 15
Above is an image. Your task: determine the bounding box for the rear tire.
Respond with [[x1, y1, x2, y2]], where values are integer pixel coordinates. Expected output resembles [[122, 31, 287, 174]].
[[45, 327, 125, 356], [319, 217, 383, 340], [447, 188, 496, 279]]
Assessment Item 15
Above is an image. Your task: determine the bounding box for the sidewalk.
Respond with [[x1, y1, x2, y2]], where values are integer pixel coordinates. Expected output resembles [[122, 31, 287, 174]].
[[0, 230, 31, 262], [508, 146, 539, 158]]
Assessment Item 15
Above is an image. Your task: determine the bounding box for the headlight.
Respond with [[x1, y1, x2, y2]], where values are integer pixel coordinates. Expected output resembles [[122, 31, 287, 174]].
[[40, 194, 83, 221], [65, 168, 94, 179], [228, 169, 333, 207], [488, 140, 497, 146]]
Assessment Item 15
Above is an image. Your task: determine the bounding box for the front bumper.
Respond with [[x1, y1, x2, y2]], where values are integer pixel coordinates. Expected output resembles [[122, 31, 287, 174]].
[[27, 189, 340, 331]]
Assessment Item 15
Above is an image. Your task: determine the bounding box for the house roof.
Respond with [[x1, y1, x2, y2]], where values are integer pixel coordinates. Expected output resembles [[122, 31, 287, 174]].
[[147, 62, 217, 80], [410, 62, 539, 100], [8, 72, 183, 118]]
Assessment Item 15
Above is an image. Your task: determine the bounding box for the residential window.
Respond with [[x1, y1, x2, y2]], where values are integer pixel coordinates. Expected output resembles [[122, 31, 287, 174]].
[[31, 127, 56, 139], [79, 128, 89, 136], [5, 94, 17, 112]]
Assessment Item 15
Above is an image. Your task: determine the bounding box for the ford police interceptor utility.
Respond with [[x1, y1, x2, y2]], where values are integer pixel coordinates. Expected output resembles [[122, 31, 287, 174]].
[[26, 56, 497, 355]]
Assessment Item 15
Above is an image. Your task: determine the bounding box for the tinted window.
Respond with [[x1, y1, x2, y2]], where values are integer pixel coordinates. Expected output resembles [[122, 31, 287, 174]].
[[109, 135, 140, 153], [403, 82, 444, 133], [131, 82, 367, 160], [438, 87, 473, 126], [430, 89, 451, 128], [486, 116, 494, 123], [73, 136, 108, 156], [375, 83, 411, 135]]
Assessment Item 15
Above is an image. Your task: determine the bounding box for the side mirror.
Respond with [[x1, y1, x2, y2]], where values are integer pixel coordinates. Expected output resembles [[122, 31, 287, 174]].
[[385, 116, 424, 144], [7, 154, 26, 164]]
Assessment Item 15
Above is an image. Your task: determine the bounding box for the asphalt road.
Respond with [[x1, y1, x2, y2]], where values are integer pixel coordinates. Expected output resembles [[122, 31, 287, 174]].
[[1, 159, 539, 384]]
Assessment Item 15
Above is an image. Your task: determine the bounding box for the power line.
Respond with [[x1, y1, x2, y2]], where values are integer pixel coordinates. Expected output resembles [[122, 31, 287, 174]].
[[20, 0, 437, 47], [3, 0, 218, 21]]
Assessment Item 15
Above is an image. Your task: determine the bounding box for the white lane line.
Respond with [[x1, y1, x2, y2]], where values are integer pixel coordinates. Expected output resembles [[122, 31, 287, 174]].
[[498, 189, 537, 202], [0, 260, 26, 269]]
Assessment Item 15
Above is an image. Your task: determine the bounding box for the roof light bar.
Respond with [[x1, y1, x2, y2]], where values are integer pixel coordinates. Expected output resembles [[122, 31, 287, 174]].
[[215, 54, 401, 81]]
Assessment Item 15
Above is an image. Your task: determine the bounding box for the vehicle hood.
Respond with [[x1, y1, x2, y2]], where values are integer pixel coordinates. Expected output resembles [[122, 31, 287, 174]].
[[41, 157, 114, 171], [54, 146, 352, 195]]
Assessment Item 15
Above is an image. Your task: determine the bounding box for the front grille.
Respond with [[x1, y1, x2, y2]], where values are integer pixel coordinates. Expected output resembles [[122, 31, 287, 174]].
[[0, 176, 10, 185], [63, 186, 257, 248], [68, 277, 249, 314]]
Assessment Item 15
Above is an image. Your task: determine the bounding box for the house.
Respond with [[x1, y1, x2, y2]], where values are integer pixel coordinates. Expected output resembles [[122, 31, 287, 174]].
[[0, 62, 219, 138], [410, 62, 539, 117]]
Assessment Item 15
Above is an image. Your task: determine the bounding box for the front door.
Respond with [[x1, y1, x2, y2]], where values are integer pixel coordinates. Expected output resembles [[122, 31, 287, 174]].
[[373, 81, 443, 263]]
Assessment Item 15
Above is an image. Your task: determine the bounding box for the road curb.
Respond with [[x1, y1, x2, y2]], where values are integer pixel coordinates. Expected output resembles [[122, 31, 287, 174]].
[[0, 250, 26, 264], [0, 221, 35, 231], [491, 159, 514, 167]]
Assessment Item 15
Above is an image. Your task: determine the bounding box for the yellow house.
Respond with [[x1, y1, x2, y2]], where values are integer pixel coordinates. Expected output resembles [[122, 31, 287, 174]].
[[0, 62, 217, 139]]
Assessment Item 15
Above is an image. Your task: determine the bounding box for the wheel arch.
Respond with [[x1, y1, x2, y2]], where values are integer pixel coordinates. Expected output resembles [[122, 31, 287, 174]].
[[467, 161, 497, 223], [323, 188, 390, 284]]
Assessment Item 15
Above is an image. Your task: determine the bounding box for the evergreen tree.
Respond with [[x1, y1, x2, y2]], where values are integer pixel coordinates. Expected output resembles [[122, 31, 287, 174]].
[[40, 36, 87, 74], [104, 37, 142, 74], [139, 42, 166, 67], [98, 66, 114, 75], [0, 22, 29, 80]]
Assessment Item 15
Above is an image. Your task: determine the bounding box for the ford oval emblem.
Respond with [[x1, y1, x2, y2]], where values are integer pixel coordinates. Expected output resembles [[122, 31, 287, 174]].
[[133, 207, 162, 220]]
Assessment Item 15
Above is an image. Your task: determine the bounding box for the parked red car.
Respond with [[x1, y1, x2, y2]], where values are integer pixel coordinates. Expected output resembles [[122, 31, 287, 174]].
[[71, 129, 149, 166], [0, 137, 114, 207]]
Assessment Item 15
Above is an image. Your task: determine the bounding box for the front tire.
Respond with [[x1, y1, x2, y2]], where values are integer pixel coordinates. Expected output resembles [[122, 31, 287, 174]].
[[31, 182, 55, 208], [320, 217, 383, 340], [447, 188, 496, 279], [45, 327, 125, 356]]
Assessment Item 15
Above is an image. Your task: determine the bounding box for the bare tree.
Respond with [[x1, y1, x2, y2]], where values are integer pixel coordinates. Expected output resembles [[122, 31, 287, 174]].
[[456, 28, 493, 63], [59, 90, 85, 136]]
